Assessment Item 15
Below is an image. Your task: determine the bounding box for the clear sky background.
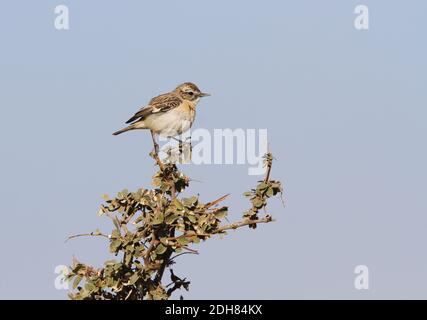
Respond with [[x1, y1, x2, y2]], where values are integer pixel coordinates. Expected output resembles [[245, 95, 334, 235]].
[[0, 0, 426, 299]]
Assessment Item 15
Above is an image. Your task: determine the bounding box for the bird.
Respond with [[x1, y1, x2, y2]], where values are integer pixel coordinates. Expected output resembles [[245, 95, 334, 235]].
[[113, 82, 210, 151]]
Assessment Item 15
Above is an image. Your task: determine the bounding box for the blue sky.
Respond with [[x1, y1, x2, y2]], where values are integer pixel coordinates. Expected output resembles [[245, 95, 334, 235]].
[[0, 0, 426, 299]]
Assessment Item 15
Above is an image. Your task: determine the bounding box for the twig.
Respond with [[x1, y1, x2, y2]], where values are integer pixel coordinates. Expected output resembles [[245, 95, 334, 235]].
[[182, 246, 198, 253], [204, 194, 230, 209], [264, 152, 273, 183], [143, 234, 158, 264], [215, 215, 274, 233], [170, 251, 198, 262], [124, 288, 134, 300], [65, 232, 109, 243]]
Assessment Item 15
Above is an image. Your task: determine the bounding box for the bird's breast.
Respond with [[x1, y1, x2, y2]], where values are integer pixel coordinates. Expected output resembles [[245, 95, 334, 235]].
[[145, 101, 196, 137], [178, 101, 196, 122], [180, 100, 196, 113]]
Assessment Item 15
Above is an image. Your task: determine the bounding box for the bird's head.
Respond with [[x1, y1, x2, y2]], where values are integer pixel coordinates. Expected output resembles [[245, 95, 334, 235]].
[[174, 82, 210, 102]]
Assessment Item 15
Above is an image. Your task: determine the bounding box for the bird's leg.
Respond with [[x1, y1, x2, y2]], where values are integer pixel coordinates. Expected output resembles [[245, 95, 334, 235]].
[[173, 135, 192, 163], [171, 136, 185, 156], [150, 130, 165, 171], [186, 135, 192, 152], [150, 130, 160, 154]]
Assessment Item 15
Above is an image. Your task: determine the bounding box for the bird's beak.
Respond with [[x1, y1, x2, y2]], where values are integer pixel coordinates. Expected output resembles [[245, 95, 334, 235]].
[[199, 92, 211, 97]]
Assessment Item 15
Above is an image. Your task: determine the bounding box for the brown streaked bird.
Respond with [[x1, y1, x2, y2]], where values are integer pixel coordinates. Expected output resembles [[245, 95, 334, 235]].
[[113, 82, 210, 148]]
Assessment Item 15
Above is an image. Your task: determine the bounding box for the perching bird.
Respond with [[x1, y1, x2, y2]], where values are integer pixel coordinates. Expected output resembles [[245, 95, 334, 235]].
[[112, 83, 210, 146]]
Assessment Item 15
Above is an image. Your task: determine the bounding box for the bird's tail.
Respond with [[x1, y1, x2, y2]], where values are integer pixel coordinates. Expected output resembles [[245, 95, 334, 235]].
[[112, 124, 137, 136]]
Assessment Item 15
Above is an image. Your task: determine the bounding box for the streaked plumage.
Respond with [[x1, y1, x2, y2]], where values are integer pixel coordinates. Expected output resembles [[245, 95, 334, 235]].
[[113, 82, 209, 137]]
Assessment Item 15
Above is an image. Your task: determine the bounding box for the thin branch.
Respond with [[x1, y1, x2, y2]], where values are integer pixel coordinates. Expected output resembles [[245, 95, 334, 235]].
[[170, 251, 198, 262], [143, 234, 158, 265], [182, 246, 198, 253], [65, 232, 109, 243], [124, 288, 134, 300], [170, 181, 177, 200], [215, 215, 274, 233], [204, 194, 230, 209]]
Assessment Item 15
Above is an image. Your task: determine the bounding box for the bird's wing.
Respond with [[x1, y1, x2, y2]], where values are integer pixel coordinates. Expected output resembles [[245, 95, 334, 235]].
[[125, 94, 182, 124]]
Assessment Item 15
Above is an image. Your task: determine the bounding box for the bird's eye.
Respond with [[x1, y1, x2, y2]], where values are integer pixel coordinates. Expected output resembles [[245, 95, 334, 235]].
[[188, 91, 194, 95]]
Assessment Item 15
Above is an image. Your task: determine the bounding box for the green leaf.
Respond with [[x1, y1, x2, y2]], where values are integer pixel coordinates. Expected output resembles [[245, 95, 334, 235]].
[[105, 259, 118, 266], [191, 236, 201, 244], [152, 177, 161, 187], [113, 217, 121, 231], [85, 282, 96, 292], [73, 276, 82, 289], [152, 211, 164, 225], [155, 243, 167, 255], [172, 198, 184, 210], [252, 197, 264, 208], [150, 251, 157, 261], [177, 237, 190, 246], [182, 196, 198, 207], [165, 213, 179, 224], [159, 237, 169, 246], [214, 207, 228, 219], [198, 215, 208, 225], [111, 229, 120, 239], [187, 215, 197, 223], [109, 240, 121, 253], [257, 181, 268, 191], [128, 272, 139, 285]]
